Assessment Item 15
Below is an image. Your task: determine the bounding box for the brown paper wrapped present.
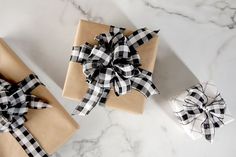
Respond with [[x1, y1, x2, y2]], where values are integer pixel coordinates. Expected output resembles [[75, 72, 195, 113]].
[[63, 20, 159, 114], [0, 38, 79, 157]]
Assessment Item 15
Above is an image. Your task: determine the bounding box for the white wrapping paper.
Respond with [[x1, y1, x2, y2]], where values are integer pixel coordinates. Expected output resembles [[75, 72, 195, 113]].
[[171, 82, 234, 140]]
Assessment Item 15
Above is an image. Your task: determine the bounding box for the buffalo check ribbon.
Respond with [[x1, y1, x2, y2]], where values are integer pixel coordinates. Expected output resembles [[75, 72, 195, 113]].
[[70, 26, 159, 115], [175, 83, 226, 143], [0, 74, 51, 157]]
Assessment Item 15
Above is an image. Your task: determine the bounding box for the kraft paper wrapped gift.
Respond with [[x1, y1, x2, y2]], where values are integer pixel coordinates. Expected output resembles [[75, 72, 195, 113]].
[[0, 38, 79, 157], [63, 20, 159, 114]]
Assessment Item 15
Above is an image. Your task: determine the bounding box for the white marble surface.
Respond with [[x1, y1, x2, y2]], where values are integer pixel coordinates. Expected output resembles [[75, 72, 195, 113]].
[[0, 0, 236, 157]]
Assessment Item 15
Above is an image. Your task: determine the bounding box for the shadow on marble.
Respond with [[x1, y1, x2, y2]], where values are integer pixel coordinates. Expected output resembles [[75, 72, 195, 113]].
[[0, 0, 137, 89], [151, 36, 199, 117]]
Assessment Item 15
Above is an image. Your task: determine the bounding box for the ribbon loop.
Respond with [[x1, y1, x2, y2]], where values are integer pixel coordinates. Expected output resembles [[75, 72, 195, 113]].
[[71, 25, 159, 115]]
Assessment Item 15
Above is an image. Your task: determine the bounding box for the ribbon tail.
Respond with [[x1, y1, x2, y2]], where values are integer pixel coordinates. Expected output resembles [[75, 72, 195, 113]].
[[130, 68, 159, 97], [201, 116, 215, 143], [72, 83, 106, 116], [98, 88, 110, 107], [127, 28, 159, 50], [9, 125, 48, 157], [26, 95, 52, 109]]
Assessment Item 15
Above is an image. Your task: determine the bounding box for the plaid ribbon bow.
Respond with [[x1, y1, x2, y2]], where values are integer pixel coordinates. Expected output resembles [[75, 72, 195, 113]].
[[0, 74, 50, 157], [70, 26, 159, 115], [175, 83, 226, 143]]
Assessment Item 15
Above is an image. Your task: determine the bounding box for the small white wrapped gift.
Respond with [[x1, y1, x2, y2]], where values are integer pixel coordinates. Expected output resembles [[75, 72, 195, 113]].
[[171, 82, 234, 142]]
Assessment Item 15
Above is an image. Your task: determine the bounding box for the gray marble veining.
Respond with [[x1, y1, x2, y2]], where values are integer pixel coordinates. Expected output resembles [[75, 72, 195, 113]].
[[0, 0, 236, 156]]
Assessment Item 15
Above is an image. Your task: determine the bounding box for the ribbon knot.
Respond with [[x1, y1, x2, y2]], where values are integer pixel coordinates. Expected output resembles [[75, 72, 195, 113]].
[[0, 74, 50, 157], [176, 83, 226, 143], [0, 74, 50, 132], [70, 26, 159, 115], [85, 32, 138, 94]]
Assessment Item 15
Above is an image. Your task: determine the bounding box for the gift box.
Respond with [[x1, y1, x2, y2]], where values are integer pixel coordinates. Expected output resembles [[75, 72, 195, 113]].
[[63, 20, 159, 114], [0, 38, 79, 157], [171, 82, 234, 142]]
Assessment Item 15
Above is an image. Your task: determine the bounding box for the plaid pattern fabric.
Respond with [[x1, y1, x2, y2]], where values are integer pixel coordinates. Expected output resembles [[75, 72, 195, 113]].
[[10, 126, 48, 157], [0, 74, 50, 157], [72, 82, 104, 115], [175, 83, 226, 143], [71, 26, 159, 116]]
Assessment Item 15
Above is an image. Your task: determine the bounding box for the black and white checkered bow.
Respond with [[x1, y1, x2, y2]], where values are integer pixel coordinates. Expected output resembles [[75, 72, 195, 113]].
[[0, 74, 50, 157], [70, 26, 159, 115], [175, 83, 226, 143]]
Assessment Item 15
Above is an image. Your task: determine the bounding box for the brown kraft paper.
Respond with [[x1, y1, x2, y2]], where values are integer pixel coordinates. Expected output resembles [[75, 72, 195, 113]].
[[0, 38, 79, 157], [63, 20, 159, 114]]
